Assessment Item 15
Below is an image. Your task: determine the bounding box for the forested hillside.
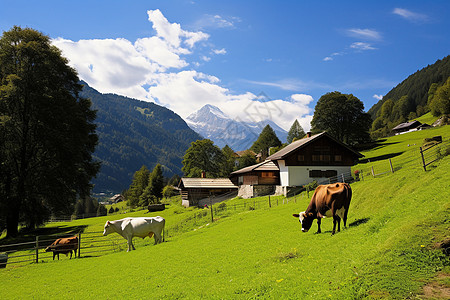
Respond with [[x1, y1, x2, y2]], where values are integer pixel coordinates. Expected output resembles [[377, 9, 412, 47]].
[[369, 55, 450, 137], [80, 82, 202, 194]]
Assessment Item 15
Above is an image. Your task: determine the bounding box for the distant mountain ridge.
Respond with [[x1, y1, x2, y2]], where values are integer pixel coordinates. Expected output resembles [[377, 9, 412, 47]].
[[186, 104, 288, 151], [80, 82, 202, 194]]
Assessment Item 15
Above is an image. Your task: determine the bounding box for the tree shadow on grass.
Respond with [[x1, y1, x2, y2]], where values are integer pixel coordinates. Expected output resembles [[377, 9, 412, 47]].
[[0, 225, 88, 247], [358, 152, 404, 164], [355, 139, 400, 151]]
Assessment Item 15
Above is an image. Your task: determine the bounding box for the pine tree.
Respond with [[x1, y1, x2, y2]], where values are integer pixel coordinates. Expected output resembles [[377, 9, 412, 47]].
[[139, 164, 164, 206], [250, 125, 282, 159], [221, 145, 237, 176], [286, 120, 306, 143], [126, 165, 150, 208]]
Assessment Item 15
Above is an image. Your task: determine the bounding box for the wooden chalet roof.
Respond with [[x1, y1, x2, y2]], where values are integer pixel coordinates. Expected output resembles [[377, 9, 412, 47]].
[[230, 160, 279, 175], [179, 178, 237, 189], [392, 120, 421, 131], [266, 131, 363, 160]]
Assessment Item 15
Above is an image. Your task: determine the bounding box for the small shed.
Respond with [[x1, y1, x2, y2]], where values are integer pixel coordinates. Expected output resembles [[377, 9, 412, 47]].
[[230, 160, 280, 186], [110, 194, 123, 203], [178, 178, 238, 207]]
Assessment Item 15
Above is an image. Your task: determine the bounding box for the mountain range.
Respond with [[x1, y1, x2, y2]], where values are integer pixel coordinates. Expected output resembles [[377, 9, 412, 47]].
[[185, 104, 288, 151], [79, 82, 202, 194]]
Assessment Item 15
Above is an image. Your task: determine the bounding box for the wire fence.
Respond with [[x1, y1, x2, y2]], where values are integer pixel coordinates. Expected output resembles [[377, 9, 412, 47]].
[[419, 140, 449, 171]]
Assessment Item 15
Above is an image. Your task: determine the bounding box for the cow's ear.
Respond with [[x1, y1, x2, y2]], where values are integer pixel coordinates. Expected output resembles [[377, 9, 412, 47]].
[[107, 221, 110, 225], [293, 214, 300, 218]]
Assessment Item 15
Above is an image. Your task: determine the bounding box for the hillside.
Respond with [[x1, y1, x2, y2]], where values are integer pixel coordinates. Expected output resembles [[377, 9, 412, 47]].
[[0, 125, 448, 298], [80, 83, 202, 194], [369, 55, 450, 119]]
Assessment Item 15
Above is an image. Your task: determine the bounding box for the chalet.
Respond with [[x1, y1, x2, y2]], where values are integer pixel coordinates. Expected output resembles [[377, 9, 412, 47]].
[[392, 120, 422, 135], [110, 194, 124, 204], [230, 160, 280, 198], [178, 178, 238, 207], [231, 132, 363, 198]]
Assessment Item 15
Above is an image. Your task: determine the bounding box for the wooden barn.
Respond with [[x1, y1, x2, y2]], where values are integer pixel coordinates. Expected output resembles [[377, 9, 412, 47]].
[[178, 178, 238, 207]]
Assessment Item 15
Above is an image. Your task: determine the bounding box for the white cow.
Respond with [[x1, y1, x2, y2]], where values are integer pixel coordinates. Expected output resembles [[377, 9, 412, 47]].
[[103, 217, 165, 251]]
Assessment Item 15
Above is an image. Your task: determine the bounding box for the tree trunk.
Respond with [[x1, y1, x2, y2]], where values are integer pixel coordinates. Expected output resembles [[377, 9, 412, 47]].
[[6, 202, 20, 238]]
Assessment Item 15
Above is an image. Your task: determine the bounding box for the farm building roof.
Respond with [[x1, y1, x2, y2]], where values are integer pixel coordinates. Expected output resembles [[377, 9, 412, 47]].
[[392, 120, 422, 131], [230, 160, 279, 175], [266, 131, 363, 160], [179, 178, 238, 189]]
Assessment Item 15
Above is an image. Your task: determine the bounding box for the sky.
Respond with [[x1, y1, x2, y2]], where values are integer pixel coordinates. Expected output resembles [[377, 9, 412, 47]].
[[1, 0, 449, 132]]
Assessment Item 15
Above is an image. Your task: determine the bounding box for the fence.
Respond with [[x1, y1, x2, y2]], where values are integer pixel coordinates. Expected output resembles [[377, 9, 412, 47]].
[[419, 140, 449, 171], [0, 231, 129, 269]]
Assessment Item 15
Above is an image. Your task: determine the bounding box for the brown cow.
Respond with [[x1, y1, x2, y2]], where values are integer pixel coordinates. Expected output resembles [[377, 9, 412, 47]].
[[293, 183, 352, 235], [45, 236, 78, 260]]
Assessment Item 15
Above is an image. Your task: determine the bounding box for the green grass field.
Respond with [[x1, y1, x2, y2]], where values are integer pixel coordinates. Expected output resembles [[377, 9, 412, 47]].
[[1, 125, 449, 299]]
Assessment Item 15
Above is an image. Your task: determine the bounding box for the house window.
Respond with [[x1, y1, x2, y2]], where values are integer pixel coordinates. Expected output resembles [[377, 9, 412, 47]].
[[335, 155, 342, 162], [312, 155, 330, 161], [261, 171, 273, 177], [309, 170, 337, 178], [297, 155, 304, 161]]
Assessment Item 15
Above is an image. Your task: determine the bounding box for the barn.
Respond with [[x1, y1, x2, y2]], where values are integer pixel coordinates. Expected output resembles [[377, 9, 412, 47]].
[[178, 178, 238, 207]]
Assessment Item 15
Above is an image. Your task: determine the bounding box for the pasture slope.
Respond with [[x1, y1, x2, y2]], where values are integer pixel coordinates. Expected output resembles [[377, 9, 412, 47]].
[[0, 125, 449, 299]]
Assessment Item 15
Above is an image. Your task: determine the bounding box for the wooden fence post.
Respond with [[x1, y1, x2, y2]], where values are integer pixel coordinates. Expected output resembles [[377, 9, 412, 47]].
[[35, 236, 39, 263], [78, 232, 81, 258], [268, 195, 271, 208], [210, 197, 214, 223], [371, 166, 375, 177], [420, 147, 426, 171], [389, 158, 394, 173], [342, 173, 345, 183]]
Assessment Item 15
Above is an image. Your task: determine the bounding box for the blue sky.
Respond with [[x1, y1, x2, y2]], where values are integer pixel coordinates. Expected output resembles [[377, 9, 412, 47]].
[[1, 0, 449, 131]]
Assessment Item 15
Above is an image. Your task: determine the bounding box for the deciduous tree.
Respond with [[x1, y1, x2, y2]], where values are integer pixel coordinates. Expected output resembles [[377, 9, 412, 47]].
[[182, 139, 225, 178], [311, 91, 372, 145], [0, 26, 99, 236]]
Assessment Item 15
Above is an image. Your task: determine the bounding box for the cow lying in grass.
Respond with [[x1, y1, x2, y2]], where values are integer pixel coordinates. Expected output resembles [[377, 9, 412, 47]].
[[45, 236, 78, 260], [103, 217, 165, 252], [293, 183, 352, 235]]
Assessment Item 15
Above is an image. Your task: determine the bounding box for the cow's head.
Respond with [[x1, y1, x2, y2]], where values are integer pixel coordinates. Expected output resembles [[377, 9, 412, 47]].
[[293, 211, 314, 232], [103, 221, 113, 236]]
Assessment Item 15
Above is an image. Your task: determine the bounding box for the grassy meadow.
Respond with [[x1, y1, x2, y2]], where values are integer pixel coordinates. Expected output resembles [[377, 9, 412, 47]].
[[0, 125, 449, 299]]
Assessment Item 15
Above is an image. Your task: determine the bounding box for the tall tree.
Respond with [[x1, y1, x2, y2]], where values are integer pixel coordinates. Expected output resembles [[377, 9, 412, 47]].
[[126, 165, 150, 208], [182, 139, 225, 178], [311, 91, 372, 145], [250, 125, 282, 159], [221, 145, 237, 176], [0, 26, 99, 236], [286, 119, 306, 143], [238, 150, 257, 169], [139, 164, 164, 206]]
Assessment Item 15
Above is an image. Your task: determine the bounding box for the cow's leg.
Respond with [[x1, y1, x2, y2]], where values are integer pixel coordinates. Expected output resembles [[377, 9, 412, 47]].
[[74, 249, 77, 258], [316, 218, 322, 234], [154, 232, 161, 244], [69, 250, 72, 259], [343, 208, 349, 228], [332, 215, 341, 235], [127, 237, 135, 251], [53, 252, 56, 260]]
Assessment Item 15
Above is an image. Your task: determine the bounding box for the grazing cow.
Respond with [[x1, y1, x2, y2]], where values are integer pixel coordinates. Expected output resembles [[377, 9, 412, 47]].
[[293, 183, 352, 235], [45, 236, 78, 260], [103, 217, 165, 252]]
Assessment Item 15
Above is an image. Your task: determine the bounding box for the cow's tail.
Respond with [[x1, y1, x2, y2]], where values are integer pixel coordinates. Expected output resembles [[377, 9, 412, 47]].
[[162, 218, 166, 243]]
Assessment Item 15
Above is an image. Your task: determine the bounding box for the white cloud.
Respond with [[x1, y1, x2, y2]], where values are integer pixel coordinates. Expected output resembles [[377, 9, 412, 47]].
[[212, 48, 227, 55], [346, 28, 382, 40], [393, 8, 428, 22], [323, 56, 333, 61], [193, 14, 240, 30], [350, 42, 376, 51], [52, 9, 314, 133], [373, 94, 383, 100], [245, 78, 331, 91]]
